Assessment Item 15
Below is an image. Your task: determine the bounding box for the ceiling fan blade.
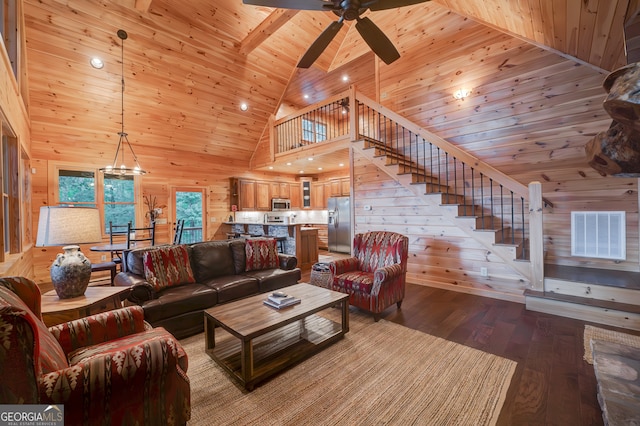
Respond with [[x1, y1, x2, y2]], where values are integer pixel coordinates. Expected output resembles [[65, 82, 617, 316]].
[[297, 21, 344, 68], [242, 0, 330, 11], [366, 0, 431, 11], [355, 17, 400, 65]]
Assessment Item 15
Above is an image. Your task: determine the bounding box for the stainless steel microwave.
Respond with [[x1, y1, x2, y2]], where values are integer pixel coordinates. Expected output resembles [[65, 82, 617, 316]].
[[271, 198, 291, 211]]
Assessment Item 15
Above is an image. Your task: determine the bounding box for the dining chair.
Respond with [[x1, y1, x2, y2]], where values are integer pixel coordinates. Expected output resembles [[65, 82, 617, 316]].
[[173, 219, 185, 244], [127, 221, 156, 249], [109, 221, 130, 269]]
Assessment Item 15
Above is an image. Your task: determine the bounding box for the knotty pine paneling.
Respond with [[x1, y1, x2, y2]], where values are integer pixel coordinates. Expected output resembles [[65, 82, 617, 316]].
[[374, 10, 640, 272], [432, 0, 628, 72]]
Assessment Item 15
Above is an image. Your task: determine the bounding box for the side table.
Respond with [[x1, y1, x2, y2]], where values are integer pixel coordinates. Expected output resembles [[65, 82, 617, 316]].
[[41, 286, 130, 327]]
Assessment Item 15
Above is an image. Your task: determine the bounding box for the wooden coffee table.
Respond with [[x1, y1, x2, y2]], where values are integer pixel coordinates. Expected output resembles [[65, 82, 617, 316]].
[[204, 283, 349, 390]]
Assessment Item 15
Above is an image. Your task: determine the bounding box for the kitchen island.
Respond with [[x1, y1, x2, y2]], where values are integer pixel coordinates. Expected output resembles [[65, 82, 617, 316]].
[[222, 222, 318, 268]]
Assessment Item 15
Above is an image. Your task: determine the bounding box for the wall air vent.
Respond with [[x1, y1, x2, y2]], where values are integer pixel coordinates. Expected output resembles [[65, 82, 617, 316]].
[[571, 211, 625, 260]]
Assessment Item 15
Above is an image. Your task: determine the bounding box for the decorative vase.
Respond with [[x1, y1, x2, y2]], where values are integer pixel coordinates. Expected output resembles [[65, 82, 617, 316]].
[[50, 245, 92, 299]]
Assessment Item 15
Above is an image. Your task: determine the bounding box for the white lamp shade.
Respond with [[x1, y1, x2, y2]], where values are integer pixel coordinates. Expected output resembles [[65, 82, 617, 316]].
[[36, 206, 103, 246]]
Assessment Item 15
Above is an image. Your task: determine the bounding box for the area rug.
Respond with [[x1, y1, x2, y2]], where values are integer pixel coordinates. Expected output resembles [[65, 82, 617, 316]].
[[181, 311, 516, 425], [583, 324, 640, 364]]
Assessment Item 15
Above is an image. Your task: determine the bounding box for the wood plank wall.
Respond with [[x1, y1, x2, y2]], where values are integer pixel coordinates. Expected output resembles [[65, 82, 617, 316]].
[[372, 7, 639, 273]]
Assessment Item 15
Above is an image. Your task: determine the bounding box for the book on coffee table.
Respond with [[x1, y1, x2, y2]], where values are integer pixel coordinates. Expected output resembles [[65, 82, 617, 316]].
[[263, 297, 301, 309]]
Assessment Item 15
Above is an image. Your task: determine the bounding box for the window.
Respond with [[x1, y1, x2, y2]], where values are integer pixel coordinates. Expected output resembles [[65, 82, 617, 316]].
[[104, 175, 135, 232], [0, 0, 18, 77], [55, 165, 139, 234], [302, 118, 327, 143], [1, 130, 20, 258]]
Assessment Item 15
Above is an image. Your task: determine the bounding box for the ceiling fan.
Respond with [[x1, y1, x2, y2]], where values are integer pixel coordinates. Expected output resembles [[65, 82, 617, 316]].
[[243, 0, 431, 68]]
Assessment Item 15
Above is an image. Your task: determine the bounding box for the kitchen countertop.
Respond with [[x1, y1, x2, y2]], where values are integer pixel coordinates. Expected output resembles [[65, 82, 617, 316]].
[[223, 221, 299, 226], [223, 222, 328, 226]]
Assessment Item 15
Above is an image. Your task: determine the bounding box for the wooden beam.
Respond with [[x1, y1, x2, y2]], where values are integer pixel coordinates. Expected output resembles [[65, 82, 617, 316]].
[[240, 9, 299, 55], [135, 0, 152, 12], [110, 0, 153, 13]]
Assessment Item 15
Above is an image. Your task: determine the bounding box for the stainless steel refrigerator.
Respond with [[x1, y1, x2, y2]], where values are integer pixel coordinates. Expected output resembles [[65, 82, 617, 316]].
[[328, 196, 351, 253]]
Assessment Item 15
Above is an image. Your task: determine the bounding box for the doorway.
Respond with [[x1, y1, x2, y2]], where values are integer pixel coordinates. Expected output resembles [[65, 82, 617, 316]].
[[172, 188, 205, 244]]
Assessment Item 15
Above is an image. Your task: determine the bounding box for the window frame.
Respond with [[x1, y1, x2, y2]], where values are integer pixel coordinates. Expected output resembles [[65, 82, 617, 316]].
[[49, 161, 142, 237], [302, 118, 327, 143], [1, 125, 20, 260]]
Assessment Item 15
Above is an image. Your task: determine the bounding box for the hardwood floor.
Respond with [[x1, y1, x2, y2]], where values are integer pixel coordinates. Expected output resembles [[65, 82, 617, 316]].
[[301, 253, 640, 425]]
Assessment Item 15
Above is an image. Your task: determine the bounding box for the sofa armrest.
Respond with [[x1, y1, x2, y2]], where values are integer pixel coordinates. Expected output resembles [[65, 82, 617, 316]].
[[115, 272, 155, 304], [329, 257, 359, 275], [49, 306, 148, 355], [278, 253, 297, 270]]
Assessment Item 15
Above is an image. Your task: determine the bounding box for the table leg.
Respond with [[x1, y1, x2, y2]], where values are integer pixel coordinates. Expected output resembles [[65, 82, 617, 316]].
[[341, 299, 349, 333], [241, 339, 254, 387], [205, 315, 216, 351]]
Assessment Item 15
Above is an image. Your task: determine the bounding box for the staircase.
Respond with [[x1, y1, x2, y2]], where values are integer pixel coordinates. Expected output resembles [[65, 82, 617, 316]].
[[352, 135, 532, 279], [272, 87, 640, 330]]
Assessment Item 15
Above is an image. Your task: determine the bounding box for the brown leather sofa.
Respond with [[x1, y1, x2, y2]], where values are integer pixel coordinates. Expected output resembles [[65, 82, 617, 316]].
[[114, 239, 301, 339]]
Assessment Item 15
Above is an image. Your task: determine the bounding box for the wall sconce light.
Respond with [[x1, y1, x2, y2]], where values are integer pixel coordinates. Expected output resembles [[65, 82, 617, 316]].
[[453, 89, 472, 100]]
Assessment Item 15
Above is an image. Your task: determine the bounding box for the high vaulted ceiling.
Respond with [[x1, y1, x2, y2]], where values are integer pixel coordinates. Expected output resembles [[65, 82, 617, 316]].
[[23, 0, 634, 175]]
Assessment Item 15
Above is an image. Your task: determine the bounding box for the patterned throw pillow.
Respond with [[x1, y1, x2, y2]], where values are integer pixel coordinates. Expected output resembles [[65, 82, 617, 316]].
[[143, 245, 196, 291], [245, 238, 278, 272]]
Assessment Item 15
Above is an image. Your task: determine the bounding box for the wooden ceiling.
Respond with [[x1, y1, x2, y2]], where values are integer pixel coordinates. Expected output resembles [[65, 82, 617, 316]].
[[23, 0, 633, 176]]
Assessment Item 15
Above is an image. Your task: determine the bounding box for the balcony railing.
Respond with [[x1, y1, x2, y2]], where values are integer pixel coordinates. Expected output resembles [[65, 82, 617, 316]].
[[274, 92, 351, 153]]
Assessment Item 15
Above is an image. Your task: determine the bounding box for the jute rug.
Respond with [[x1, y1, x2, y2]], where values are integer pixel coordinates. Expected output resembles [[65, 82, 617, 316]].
[[181, 310, 516, 425], [583, 324, 640, 364]]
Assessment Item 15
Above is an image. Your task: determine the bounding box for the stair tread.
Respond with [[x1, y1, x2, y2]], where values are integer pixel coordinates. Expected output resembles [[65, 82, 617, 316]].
[[545, 264, 640, 290], [524, 289, 640, 314]]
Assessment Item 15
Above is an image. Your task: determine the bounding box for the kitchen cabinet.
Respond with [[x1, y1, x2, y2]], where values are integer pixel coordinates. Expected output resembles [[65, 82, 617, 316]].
[[311, 182, 325, 209], [290, 182, 301, 208], [239, 180, 256, 211], [328, 177, 350, 198], [256, 181, 271, 210], [270, 182, 290, 199], [340, 177, 350, 196], [298, 227, 319, 269], [237, 179, 270, 211], [316, 224, 328, 250]]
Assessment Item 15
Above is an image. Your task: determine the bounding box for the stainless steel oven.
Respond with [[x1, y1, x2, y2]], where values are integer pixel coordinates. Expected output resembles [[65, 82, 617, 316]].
[[271, 198, 291, 211]]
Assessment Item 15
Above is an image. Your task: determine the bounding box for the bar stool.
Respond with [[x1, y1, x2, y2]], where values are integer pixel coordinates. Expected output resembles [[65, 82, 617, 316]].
[[275, 237, 287, 253]]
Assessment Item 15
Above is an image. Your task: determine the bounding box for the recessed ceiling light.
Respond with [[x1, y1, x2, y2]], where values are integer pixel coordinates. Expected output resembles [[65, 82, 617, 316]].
[[342, 75, 349, 82], [240, 103, 248, 111], [90, 57, 104, 69], [318, 167, 323, 170], [299, 170, 304, 174], [286, 162, 292, 166], [303, 94, 309, 99], [339, 163, 344, 167], [268, 166, 273, 170], [308, 157, 313, 161]]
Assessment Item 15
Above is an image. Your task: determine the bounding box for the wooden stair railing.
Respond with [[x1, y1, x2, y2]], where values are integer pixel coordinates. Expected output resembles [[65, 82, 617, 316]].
[[350, 88, 546, 283], [270, 86, 547, 286]]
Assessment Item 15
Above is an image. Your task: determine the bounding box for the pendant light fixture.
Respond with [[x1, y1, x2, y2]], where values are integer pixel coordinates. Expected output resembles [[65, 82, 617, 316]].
[[100, 29, 147, 176]]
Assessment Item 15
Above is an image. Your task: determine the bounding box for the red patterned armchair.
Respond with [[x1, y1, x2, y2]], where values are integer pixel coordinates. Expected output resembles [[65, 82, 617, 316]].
[[328, 231, 409, 321], [0, 276, 191, 425]]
